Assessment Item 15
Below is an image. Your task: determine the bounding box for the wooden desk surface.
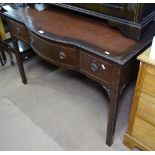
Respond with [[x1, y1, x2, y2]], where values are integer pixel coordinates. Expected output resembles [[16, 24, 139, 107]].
[[1, 5, 155, 64]]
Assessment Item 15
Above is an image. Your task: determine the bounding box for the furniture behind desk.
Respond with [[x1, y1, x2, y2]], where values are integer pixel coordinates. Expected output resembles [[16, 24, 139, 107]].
[[1, 5, 155, 146], [124, 48, 155, 150]]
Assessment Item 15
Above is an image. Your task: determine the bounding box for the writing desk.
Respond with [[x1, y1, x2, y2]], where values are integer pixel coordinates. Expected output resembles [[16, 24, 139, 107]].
[[1, 5, 155, 146]]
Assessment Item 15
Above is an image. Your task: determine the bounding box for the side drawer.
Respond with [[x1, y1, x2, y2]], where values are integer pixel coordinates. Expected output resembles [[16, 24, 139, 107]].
[[80, 52, 113, 84], [7, 20, 29, 44], [29, 31, 77, 68]]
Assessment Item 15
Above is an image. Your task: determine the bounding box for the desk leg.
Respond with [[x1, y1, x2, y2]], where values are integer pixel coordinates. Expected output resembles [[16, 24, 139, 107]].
[[106, 70, 120, 146], [13, 38, 27, 84], [1, 49, 7, 64], [0, 55, 4, 66], [8, 46, 14, 66], [0, 47, 4, 66], [0, 45, 6, 65]]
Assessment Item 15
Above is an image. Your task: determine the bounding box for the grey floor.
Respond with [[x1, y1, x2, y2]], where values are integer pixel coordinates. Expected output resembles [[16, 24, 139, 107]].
[[0, 55, 135, 150]]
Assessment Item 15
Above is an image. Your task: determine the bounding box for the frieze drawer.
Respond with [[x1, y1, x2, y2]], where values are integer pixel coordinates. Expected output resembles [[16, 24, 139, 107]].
[[80, 52, 113, 84], [29, 31, 77, 68], [7, 20, 29, 44]]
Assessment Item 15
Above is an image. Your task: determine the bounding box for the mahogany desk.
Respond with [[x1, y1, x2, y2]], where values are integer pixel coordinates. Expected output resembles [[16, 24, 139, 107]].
[[1, 5, 155, 146]]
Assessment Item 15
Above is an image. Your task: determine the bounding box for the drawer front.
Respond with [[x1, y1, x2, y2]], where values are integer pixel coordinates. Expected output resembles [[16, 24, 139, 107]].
[[7, 20, 29, 44], [80, 52, 113, 84], [29, 32, 77, 67], [137, 92, 155, 125], [142, 82, 155, 98], [142, 67, 155, 97], [144, 73, 155, 85], [132, 117, 155, 150], [146, 64, 155, 76]]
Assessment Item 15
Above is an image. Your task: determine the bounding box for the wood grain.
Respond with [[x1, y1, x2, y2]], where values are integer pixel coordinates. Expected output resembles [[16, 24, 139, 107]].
[[137, 92, 155, 125], [132, 117, 155, 150], [126, 62, 147, 134], [124, 50, 155, 150]]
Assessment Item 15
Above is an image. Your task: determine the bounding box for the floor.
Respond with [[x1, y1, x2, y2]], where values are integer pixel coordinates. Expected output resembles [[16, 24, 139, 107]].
[[0, 55, 136, 150]]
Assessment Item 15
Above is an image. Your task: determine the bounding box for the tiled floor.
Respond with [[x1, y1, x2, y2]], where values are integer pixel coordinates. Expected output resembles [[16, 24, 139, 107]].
[[0, 56, 135, 150]]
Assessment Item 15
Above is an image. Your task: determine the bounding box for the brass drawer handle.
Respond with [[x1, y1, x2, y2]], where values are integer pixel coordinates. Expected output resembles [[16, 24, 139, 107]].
[[59, 51, 66, 60], [101, 64, 106, 70], [15, 27, 21, 35], [91, 63, 98, 72]]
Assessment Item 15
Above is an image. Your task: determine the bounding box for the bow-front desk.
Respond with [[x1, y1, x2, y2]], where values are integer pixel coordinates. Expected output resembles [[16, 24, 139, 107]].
[[1, 4, 155, 146]]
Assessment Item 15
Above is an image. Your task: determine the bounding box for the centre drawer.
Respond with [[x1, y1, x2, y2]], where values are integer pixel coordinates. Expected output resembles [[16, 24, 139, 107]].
[[29, 32, 77, 68], [80, 52, 113, 84]]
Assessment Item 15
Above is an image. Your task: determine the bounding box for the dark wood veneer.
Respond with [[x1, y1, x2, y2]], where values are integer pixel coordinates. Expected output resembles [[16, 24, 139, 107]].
[[29, 31, 77, 69], [7, 19, 29, 44], [80, 52, 113, 85], [52, 3, 155, 40], [1, 4, 154, 146]]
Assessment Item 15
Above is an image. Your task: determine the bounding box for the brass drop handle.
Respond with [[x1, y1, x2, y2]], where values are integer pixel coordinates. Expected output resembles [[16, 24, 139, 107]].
[[15, 27, 21, 35], [59, 51, 66, 60], [91, 63, 98, 72]]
